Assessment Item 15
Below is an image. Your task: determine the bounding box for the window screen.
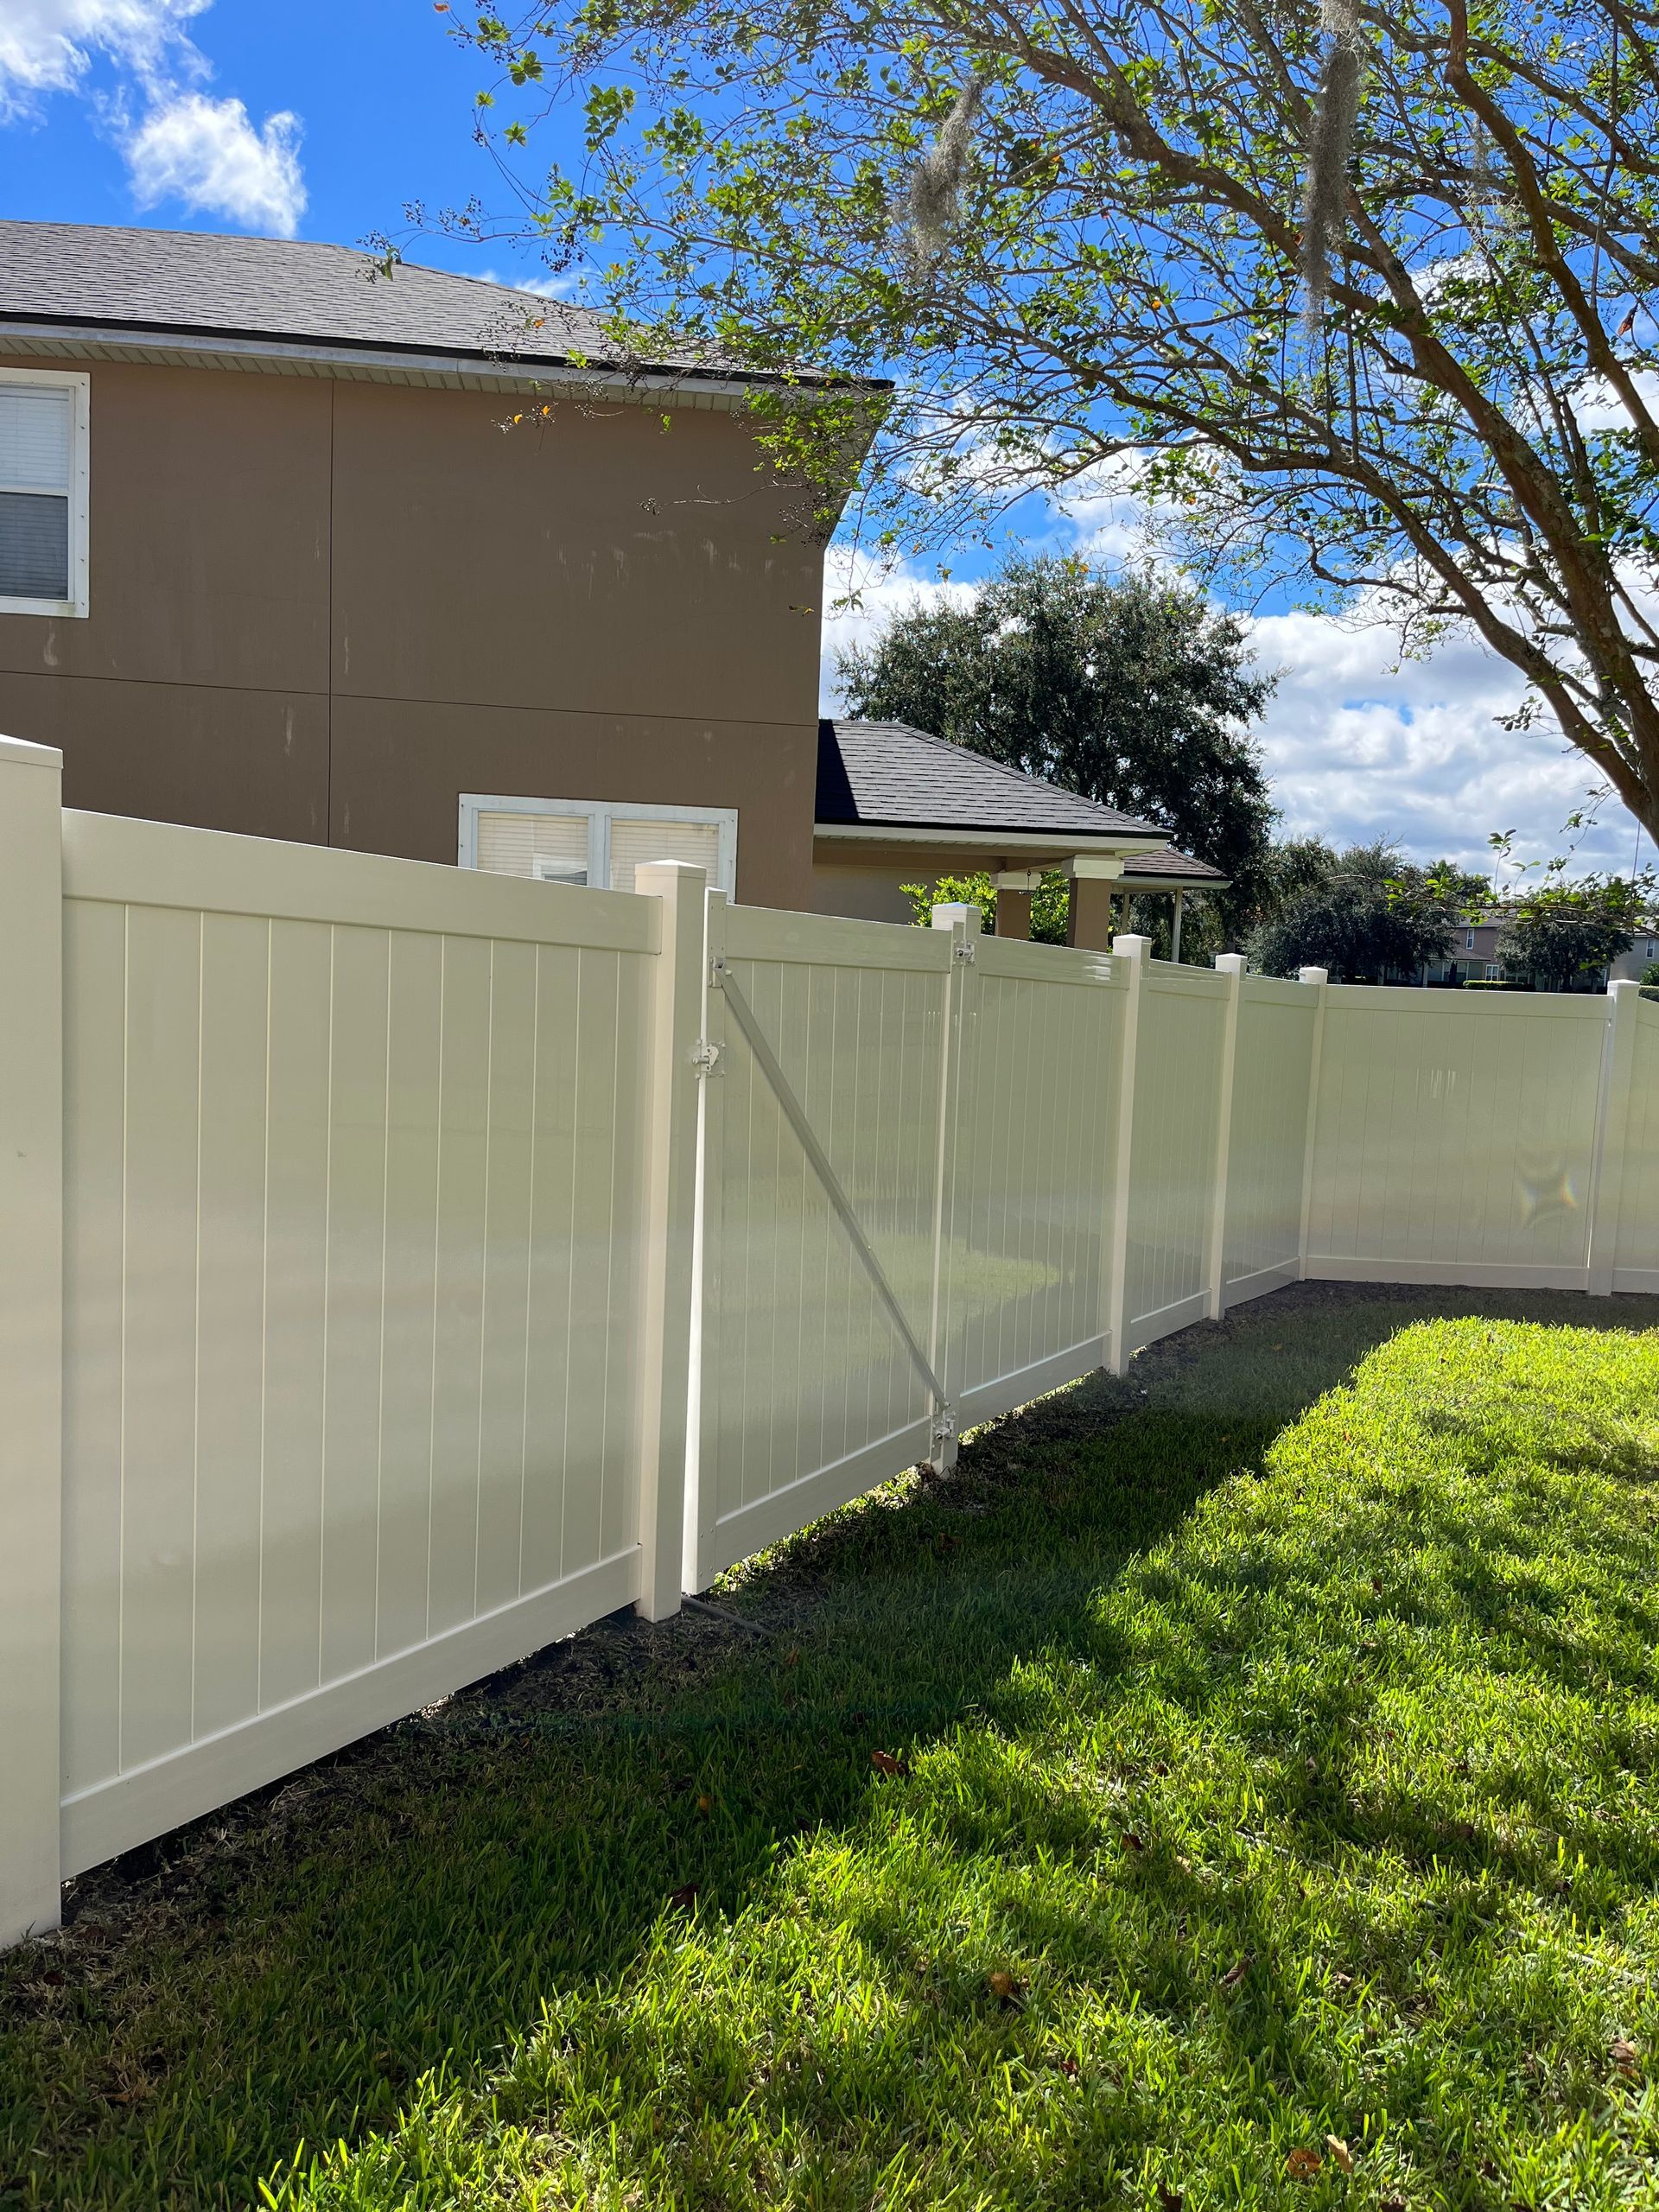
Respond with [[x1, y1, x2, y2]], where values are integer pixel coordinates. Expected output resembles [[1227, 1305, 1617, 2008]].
[[475, 809, 591, 885], [609, 817, 721, 896], [0, 385, 73, 602]]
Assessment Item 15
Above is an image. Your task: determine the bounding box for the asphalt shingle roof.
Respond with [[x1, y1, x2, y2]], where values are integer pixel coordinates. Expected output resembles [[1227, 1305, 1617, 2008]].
[[817, 720, 1163, 837], [816, 719, 1226, 881], [0, 219, 706, 373]]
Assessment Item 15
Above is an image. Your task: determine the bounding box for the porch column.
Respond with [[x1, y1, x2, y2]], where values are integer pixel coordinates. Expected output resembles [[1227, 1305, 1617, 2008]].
[[994, 869, 1039, 939], [1066, 856, 1125, 951], [1170, 888, 1185, 965]]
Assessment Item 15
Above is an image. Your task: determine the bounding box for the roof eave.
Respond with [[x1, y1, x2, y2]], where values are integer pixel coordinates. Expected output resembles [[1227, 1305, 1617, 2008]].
[[0, 315, 892, 402], [813, 822, 1173, 854]]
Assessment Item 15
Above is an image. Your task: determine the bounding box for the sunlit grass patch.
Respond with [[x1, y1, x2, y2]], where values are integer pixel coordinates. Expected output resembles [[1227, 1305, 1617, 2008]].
[[4, 1297, 1658, 2210]]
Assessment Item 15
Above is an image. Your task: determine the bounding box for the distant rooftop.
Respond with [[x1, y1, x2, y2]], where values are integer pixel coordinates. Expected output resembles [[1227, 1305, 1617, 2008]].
[[817, 719, 1162, 841], [815, 718, 1228, 883]]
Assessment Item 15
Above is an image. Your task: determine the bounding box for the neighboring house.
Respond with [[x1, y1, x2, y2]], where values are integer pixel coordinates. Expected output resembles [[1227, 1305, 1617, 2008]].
[[813, 718, 1227, 949], [0, 219, 1212, 948], [1423, 913, 1659, 989]]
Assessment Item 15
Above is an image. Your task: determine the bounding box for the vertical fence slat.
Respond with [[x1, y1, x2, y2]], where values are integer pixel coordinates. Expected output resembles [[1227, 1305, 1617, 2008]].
[[1588, 981, 1641, 1294]]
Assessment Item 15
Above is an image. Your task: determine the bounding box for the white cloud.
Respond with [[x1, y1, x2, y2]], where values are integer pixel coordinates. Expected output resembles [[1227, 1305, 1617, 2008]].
[[0, 0, 305, 235], [0, 0, 205, 114], [476, 265, 582, 301], [819, 545, 976, 701], [820, 540, 1648, 880], [126, 92, 304, 235]]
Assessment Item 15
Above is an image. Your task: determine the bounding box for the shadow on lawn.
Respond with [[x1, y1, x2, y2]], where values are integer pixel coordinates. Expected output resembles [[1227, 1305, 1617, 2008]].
[[3, 1284, 1657, 2209]]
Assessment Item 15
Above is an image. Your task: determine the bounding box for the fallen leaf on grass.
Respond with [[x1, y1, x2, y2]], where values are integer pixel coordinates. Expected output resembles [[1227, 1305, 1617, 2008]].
[[666, 1882, 700, 1913], [1052, 2053, 1078, 2077], [1122, 1831, 1146, 1853], [1286, 2148, 1323, 2181], [696, 1794, 714, 1815], [1156, 2184, 1184, 2212], [783, 1647, 800, 1669], [871, 1751, 911, 1778], [1379, 2198, 1406, 2211], [1219, 1954, 1253, 1988], [1612, 2037, 1642, 2077], [1325, 2136, 1355, 2173], [986, 1969, 1024, 2007]]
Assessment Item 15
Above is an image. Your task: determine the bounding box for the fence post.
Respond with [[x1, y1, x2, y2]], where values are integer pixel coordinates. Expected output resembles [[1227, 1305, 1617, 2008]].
[[1104, 933, 1151, 1375], [1586, 979, 1640, 1296], [683, 888, 729, 1596], [1205, 953, 1246, 1319], [1295, 966, 1329, 1281], [927, 901, 978, 1471], [632, 861, 708, 1621], [0, 736, 64, 1948]]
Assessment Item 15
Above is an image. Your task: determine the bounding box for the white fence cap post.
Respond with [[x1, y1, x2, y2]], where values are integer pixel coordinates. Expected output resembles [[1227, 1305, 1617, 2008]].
[[1298, 965, 1329, 986], [1111, 931, 1152, 961], [1215, 952, 1247, 978], [931, 900, 982, 934]]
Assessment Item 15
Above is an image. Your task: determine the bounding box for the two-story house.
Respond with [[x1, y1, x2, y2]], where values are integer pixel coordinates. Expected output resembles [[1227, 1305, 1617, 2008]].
[[0, 220, 1220, 947]]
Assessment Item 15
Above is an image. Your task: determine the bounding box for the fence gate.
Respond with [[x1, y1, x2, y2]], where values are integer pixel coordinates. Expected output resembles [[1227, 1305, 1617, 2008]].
[[686, 894, 964, 1588]]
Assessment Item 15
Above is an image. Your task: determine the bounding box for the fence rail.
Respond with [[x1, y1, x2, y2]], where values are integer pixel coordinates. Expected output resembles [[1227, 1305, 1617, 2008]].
[[2, 732, 1655, 1946]]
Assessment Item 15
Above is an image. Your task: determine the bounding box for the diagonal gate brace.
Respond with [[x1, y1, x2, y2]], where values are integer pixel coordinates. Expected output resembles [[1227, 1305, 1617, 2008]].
[[710, 957, 953, 1447]]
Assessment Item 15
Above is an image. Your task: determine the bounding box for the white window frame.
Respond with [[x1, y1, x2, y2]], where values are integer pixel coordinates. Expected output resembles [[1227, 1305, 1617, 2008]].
[[0, 366, 90, 620], [458, 794, 739, 895]]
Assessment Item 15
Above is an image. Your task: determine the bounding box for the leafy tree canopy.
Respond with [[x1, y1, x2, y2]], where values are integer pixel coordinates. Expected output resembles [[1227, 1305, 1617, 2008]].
[[439, 0, 1659, 840], [1247, 840, 1463, 980], [1495, 877, 1646, 985], [838, 557, 1275, 915], [899, 868, 1071, 940]]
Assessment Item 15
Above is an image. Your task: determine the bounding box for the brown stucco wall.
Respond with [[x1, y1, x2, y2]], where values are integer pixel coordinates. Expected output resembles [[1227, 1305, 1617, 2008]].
[[0, 355, 824, 908]]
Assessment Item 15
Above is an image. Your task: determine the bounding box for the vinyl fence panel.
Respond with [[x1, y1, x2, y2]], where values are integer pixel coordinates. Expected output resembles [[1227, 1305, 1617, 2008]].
[[1304, 986, 1608, 1287], [7, 730, 1659, 1952], [54, 810, 692, 1882], [1121, 963, 1230, 1354], [690, 899, 956, 1586], [1222, 975, 1320, 1305], [938, 935, 1126, 1425]]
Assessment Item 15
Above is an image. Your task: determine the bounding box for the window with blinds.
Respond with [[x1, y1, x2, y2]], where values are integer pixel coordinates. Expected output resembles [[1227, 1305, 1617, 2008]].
[[609, 817, 721, 895], [462, 798, 736, 897], [475, 809, 591, 885], [0, 374, 85, 612]]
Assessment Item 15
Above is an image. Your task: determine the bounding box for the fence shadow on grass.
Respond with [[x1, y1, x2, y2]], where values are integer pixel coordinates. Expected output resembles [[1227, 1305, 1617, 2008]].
[[3, 1282, 1656, 2209]]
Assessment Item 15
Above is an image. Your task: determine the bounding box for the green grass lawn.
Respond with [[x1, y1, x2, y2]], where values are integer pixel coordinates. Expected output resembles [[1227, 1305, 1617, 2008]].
[[4, 1287, 1659, 2210]]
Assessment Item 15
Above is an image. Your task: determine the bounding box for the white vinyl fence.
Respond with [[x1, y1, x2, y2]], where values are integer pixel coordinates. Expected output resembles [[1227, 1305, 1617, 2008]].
[[3, 732, 1656, 1946]]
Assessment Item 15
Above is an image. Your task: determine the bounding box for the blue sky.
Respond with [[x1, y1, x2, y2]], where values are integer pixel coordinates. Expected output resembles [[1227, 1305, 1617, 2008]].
[[1, 0, 1646, 882]]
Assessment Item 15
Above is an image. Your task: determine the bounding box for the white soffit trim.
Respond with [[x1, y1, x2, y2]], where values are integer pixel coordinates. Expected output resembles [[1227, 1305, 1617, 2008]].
[[0, 322, 766, 409]]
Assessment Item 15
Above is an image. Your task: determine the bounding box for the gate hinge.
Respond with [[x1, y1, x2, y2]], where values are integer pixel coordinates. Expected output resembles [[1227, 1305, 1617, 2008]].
[[931, 1404, 957, 1445], [709, 954, 729, 988], [952, 940, 976, 964], [690, 1039, 724, 1077]]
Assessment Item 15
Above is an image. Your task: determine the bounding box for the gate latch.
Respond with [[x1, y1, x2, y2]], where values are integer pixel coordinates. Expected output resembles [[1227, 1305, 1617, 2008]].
[[690, 1039, 724, 1077]]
